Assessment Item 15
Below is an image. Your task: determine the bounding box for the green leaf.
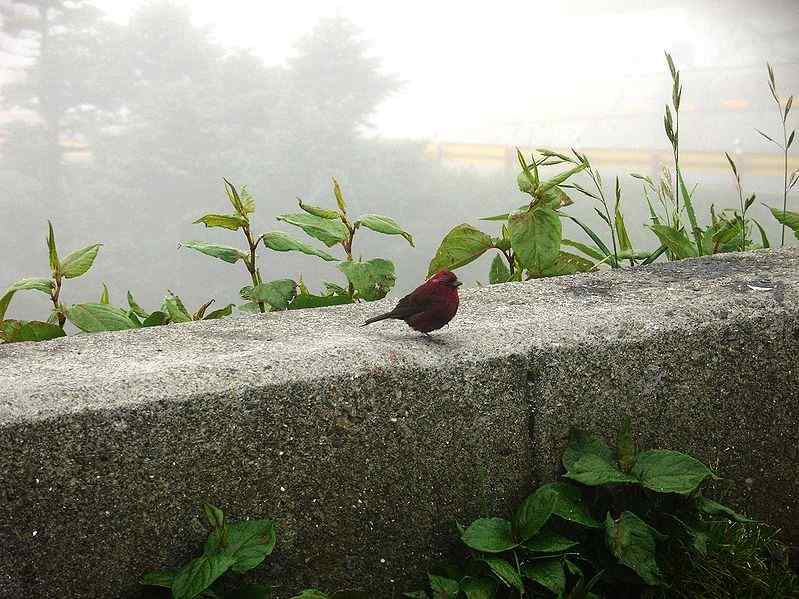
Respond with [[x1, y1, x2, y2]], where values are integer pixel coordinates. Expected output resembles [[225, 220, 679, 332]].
[[617, 416, 636, 473], [428, 224, 494, 276], [605, 512, 664, 586], [461, 518, 517, 553], [127, 291, 149, 319], [509, 207, 561, 273], [260, 231, 337, 261], [562, 214, 616, 266], [142, 311, 169, 327], [522, 531, 579, 554], [649, 224, 697, 259], [205, 519, 277, 574], [172, 554, 235, 599], [140, 570, 177, 588], [480, 558, 524, 593], [537, 162, 588, 194], [534, 251, 594, 277], [289, 293, 354, 310], [488, 254, 511, 284], [631, 450, 713, 495], [356, 214, 414, 246], [239, 186, 256, 215], [565, 454, 639, 486], [0, 320, 66, 343], [100, 283, 110, 305], [563, 429, 615, 471], [561, 239, 607, 262], [338, 259, 395, 301], [328, 591, 370, 599], [695, 497, 754, 522], [0, 278, 54, 321], [751, 219, 771, 249], [460, 578, 496, 599], [479, 212, 511, 221], [250, 280, 297, 310], [513, 488, 556, 542], [402, 593, 429, 599], [193, 213, 249, 230], [164, 294, 191, 323], [766, 205, 799, 240], [428, 574, 459, 598], [536, 482, 601, 528], [298, 198, 340, 219], [677, 169, 704, 255], [183, 241, 249, 264], [204, 304, 235, 320], [203, 503, 225, 530], [535, 187, 574, 210], [290, 590, 327, 599], [60, 244, 101, 279], [333, 178, 347, 212], [225, 583, 273, 599], [521, 558, 565, 595], [277, 213, 349, 247], [47, 220, 59, 276], [516, 147, 538, 193], [224, 178, 246, 215], [237, 302, 262, 314], [66, 303, 137, 332]]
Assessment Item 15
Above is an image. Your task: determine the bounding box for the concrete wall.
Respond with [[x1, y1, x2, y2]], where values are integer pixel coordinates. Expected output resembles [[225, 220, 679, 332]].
[[1, 248, 797, 598]]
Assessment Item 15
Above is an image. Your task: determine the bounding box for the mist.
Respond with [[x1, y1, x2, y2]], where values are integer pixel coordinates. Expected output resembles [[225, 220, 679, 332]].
[[1, 0, 797, 322]]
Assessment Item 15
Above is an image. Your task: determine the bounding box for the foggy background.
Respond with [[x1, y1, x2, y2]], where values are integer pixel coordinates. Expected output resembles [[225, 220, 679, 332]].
[[1, 0, 798, 322]]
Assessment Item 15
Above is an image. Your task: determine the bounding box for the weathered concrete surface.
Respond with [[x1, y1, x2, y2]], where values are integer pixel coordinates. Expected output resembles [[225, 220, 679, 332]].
[[1, 248, 798, 598]]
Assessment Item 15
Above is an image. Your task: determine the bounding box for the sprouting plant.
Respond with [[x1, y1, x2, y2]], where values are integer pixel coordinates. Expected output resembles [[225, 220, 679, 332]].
[[429, 148, 596, 283], [664, 52, 683, 213], [758, 63, 799, 244], [0, 221, 101, 343], [723, 152, 759, 251], [141, 503, 276, 599], [276, 177, 414, 305], [124, 290, 233, 327]]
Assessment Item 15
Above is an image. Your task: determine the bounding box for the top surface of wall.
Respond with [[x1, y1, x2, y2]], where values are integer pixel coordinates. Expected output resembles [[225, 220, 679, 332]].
[[2, 248, 797, 425]]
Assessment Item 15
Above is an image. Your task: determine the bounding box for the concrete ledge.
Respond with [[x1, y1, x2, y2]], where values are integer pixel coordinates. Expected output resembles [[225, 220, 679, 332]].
[[1, 249, 798, 598]]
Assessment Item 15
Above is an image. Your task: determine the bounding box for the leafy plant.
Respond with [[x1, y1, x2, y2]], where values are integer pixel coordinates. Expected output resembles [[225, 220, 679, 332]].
[[141, 503, 276, 599], [758, 63, 797, 245], [124, 290, 234, 327], [403, 419, 794, 599]]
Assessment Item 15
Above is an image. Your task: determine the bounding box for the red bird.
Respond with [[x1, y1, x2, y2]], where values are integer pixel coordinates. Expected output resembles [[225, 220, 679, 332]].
[[361, 270, 462, 336]]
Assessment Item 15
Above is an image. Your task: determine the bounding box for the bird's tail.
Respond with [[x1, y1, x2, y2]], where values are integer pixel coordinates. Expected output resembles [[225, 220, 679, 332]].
[[361, 312, 394, 327]]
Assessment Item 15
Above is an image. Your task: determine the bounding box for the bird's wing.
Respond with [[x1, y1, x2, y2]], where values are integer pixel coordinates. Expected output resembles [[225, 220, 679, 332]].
[[386, 289, 435, 320]]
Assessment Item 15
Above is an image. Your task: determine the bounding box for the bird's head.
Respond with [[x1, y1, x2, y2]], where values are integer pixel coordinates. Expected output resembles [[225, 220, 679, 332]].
[[430, 269, 462, 289]]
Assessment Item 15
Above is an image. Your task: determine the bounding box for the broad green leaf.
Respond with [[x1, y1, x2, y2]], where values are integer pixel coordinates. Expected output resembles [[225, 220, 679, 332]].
[[535, 251, 594, 277], [509, 207, 561, 273], [193, 213, 248, 230], [535, 187, 573, 210], [617, 416, 636, 473], [0, 320, 65, 343], [140, 570, 177, 588], [164, 295, 191, 323], [513, 488, 556, 542], [260, 231, 337, 261], [461, 518, 517, 553], [460, 578, 496, 599], [100, 283, 109, 305], [183, 241, 248, 264], [205, 519, 277, 574], [250, 280, 297, 310], [338, 259, 395, 301], [225, 583, 273, 599], [766, 205, 799, 239], [47, 220, 58, 275], [0, 278, 53, 321], [605, 512, 664, 585], [60, 244, 101, 279], [536, 482, 601, 528], [649, 224, 697, 259], [289, 293, 354, 310], [277, 213, 349, 247], [522, 531, 579, 554], [66, 303, 137, 332], [563, 429, 615, 471], [298, 198, 339, 219], [489, 253, 511, 284], [204, 304, 235, 320], [565, 454, 639, 486], [695, 497, 754, 522], [142, 311, 169, 327], [203, 503, 225, 529], [356, 214, 414, 246], [127, 291, 149, 319], [428, 224, 494, 276], [428, 574, 459, 598], [239, 186, 256, 215], [480, 558, 524, 593], [172, 554, 235, 599], [631, 450, 713, 495], [521, 558, 565, 595], [128, 312, 142, 327]]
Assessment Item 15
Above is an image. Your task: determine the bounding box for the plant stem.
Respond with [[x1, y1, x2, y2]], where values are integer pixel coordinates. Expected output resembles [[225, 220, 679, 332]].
[[242, 225, 265, 313], [589, 170, 619, 268], [339, 213, 357, 298], [50, 275, 64, 327], [782, 119, 788, 247]]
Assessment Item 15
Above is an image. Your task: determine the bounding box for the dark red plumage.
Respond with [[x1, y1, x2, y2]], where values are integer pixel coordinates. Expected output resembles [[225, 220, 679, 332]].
[[361, 270, 461, 334]]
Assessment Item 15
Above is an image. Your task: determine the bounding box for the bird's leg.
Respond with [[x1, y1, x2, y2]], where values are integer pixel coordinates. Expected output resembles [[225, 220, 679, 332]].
[[422, 332, 432, 340]]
